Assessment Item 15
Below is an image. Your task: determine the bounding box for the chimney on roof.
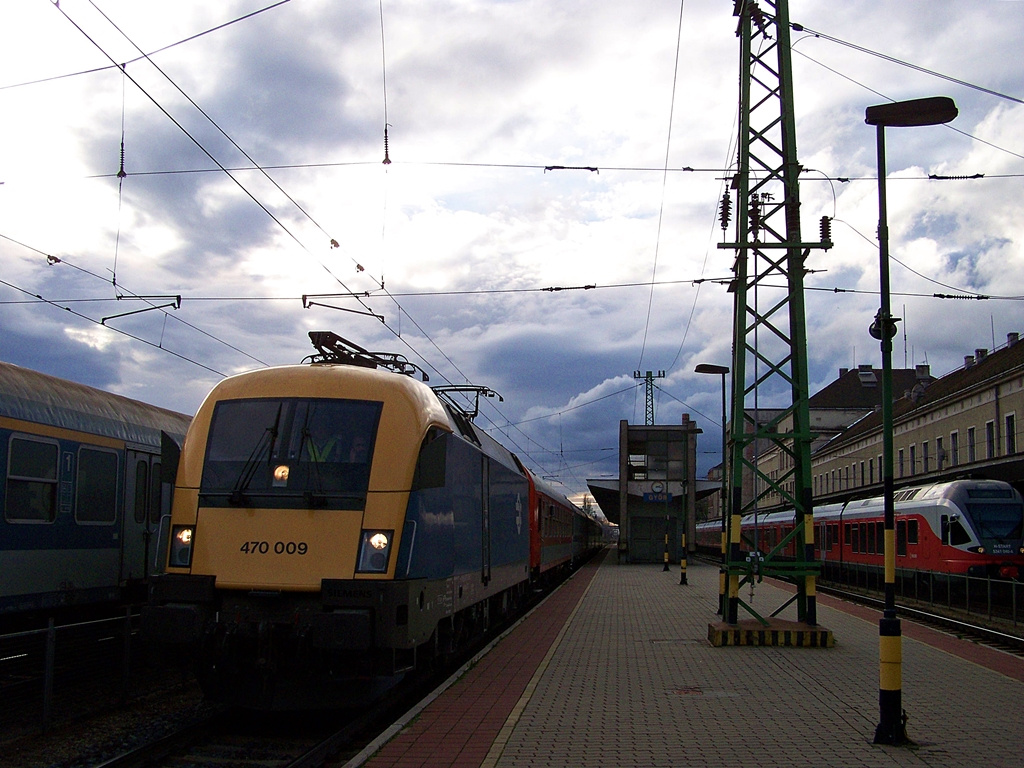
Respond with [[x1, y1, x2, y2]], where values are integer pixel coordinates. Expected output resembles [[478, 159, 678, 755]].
[[857, 366, 877, 387], [965, 355, 975, 369], [839, 367, 849, 378], [976, 348, 988, 361], [915, 364, 930, 381], [1008, 332, 1020, 347]]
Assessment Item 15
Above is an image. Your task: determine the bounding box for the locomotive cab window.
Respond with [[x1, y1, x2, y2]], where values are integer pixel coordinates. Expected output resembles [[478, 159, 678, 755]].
[[200, 397, 382, 510], [6, 436, 59, 523]]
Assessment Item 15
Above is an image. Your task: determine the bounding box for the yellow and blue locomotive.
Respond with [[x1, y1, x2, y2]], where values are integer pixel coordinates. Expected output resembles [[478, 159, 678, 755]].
[[145, 333, 542, 708]]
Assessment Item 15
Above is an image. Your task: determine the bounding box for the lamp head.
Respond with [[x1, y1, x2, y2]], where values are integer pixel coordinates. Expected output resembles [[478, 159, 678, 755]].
[[865, 97, 957, 128]]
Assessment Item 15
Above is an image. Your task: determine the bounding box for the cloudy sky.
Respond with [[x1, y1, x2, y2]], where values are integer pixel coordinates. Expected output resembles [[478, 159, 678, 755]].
[[2, 0, 1023, 505]]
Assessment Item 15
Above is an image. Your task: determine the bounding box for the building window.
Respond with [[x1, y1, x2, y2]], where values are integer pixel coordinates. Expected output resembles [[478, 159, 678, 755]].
[[936, 436, 944, 470], [860, 461, 865, 486], [986, 421, 996, 459], [968, 427, 976, 463], [922, 441, 930, 472], [950, 431, 959, 467], [1007, 413, 1017, 455], [909, 445, 916, 475], [898, 449, 904, 478]]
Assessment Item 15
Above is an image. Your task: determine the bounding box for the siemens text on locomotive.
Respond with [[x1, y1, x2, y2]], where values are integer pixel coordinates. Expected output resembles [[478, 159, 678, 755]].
[[696, 479, 1024, 579], [143, 333, 603, 708], [0, 361, 191, 616]]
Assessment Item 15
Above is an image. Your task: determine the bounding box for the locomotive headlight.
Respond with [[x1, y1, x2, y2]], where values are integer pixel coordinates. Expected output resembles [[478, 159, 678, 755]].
[[357, 529, 394, 574], [170, 525, 195, 567]]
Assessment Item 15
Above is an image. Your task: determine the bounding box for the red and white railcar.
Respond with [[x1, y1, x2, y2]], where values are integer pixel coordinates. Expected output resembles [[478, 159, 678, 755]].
[[698, 479, 1024, 579]]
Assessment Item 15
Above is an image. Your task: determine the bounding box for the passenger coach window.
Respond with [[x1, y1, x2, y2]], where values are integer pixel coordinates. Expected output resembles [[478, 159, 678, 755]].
[[77, 448, 118, 523], [134, 461, 148, 523], [150, 462, 162, 524], [6, 436, 59, 522]]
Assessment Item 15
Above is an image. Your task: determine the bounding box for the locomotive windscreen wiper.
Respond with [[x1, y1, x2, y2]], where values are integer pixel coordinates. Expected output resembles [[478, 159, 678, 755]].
[[229, 404, 282, 505]]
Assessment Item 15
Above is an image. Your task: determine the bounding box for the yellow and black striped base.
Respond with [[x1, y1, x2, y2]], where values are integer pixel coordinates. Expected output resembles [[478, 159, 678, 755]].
[[708, 619, 834, 648]]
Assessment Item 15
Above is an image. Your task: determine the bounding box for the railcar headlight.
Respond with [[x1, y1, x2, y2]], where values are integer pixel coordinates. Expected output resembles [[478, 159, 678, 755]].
[[273, 464, 290, 486], [357, 529, 393, 573], [170, 525, 195, 568]]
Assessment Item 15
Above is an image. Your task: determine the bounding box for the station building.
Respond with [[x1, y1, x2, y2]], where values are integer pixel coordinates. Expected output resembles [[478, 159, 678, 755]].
[[704, 331, 1024, 516], [587, 415, 715, 564]]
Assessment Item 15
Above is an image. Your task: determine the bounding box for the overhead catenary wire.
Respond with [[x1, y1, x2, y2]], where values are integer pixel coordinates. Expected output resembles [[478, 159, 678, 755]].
[[0, 0, 294, 92], [0, 277, 225, 376], [7, 4, 1024, 492], [789, 20, 1024, 106], [635, 0, 688, 378], [48, 1, 369, 310], [0, 233, 271, 366]]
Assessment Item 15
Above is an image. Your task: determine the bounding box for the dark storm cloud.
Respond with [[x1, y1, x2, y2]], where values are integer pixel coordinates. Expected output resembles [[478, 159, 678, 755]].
[[0, 304, 125, 391]]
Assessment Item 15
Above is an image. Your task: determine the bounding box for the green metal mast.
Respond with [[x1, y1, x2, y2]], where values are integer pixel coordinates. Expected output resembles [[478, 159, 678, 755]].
[[719, 0, 831, 625]]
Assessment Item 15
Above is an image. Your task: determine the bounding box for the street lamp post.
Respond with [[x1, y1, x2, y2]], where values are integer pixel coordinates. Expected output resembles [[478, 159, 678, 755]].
[[696, 363, 729, 613], [864, 96, 957, 746]]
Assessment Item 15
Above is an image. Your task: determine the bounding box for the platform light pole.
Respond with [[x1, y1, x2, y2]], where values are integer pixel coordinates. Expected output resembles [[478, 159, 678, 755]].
[[865, 95, 957, 746], [696, 363, 729, 611]]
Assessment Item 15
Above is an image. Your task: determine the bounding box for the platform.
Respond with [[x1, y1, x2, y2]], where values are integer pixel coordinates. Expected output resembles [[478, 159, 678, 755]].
[[350, 551, 1024, 768]]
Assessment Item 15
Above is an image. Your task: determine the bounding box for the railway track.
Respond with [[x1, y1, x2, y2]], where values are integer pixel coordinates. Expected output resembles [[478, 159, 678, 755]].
[[84, 575, 560, 768], [91, 705, 387, 768], [693, 553, 1024, 653], [816, 582, 1024, 657]]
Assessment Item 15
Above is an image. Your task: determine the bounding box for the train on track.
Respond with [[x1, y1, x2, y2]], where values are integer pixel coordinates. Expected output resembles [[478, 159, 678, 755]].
[[143, 332, 603, 709], [696, 479, 1024, 579], [0, 360, 192, 617]]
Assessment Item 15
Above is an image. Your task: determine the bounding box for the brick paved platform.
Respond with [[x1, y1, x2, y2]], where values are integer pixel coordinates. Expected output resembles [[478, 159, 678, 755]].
[[349, 551, 1024, 768]]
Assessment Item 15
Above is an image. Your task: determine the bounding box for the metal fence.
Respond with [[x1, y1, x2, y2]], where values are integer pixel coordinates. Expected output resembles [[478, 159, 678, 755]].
[[0, 610, 191, 741], [820, 562, 1023, 627]]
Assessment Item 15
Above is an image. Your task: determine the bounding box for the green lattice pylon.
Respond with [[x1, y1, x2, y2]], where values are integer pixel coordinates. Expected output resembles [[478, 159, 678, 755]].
[[718, 0, 832, 626]]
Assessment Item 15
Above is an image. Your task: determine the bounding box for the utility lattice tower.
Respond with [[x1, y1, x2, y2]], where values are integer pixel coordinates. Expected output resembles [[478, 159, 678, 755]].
[[718, 0, 832, 626], [633, 370, 665, 426]]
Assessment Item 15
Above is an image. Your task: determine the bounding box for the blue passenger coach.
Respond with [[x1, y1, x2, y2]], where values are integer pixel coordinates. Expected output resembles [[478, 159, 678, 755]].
[[0, 361, 191, 615]]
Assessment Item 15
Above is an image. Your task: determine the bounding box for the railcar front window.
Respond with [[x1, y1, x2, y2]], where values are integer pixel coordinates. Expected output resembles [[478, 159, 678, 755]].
[[200, 398, 381, 510], [966, 503, 1024, 542]]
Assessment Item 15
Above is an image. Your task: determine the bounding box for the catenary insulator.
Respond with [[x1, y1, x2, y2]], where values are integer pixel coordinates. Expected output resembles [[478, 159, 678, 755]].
[[819, 216, 832, 246]]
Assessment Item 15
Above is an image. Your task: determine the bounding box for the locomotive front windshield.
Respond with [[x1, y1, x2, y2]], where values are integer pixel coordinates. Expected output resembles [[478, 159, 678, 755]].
[[200, 397, 382, 510]]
